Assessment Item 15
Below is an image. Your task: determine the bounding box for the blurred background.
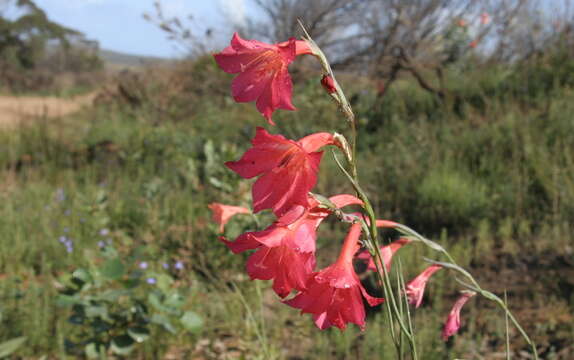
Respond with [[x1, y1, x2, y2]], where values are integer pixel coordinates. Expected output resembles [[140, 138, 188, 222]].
[[0, 0, 573, 358]]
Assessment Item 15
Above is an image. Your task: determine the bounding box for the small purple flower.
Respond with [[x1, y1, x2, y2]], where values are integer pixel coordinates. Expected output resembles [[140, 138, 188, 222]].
[[175, 261, 184, 270], [162, 263, 169, 270], [63, 227, 70, 233], [97, 240, 106, 248], [146, 277, 156, 285], [58, 236, 68, 243], [99, 228, 110, 236], [139, 262, 148, 270]]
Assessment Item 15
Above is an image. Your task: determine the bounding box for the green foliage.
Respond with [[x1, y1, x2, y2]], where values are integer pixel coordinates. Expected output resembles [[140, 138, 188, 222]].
[[56, 240, 201, 358]]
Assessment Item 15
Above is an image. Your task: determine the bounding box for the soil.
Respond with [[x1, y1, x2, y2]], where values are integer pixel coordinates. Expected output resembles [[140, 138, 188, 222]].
[[0, 92, 96, 129]]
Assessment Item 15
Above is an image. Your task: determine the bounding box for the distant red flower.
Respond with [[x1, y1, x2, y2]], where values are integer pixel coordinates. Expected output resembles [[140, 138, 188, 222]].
[[442, 291, 476, 340], [469, 40, 478, 48], [457, 19, 468, 28], [286, 223, 384, 330], [208, 203, 250, 233], [226, 127, 335, 216], [222, 194, 362, 297], [321, 75, 336, 94], [357, 237, 411, 272], [480, 12, 491, 25], [213, 32, 312, 124], [405, 264, 442, 308]]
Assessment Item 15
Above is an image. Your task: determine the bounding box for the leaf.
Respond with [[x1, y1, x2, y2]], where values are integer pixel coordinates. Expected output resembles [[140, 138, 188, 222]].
[[150, 314, 176, 334], [100, 258, 125, 280], [85, 342, 104, 359], [55, 294, 82, 307], [148, 292, 181, 316], [163, 292, 185, 309], [128, 326, 150, 343], [85, 304, 109, 320], [110, 335, 135, 356], [72, 268, 92, 283], [0, 336, 27, 358], [180, 311, 203, 333]]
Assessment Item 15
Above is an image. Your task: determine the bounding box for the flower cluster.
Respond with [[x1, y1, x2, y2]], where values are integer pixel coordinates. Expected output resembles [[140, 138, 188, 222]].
[[210, 33, 477, 336]]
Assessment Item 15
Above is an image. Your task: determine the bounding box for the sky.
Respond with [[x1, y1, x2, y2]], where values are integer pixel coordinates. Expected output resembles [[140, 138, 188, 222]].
[[33, 0, 249, 58]]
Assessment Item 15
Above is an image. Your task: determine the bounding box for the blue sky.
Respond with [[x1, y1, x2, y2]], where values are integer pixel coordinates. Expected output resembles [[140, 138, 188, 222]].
[[34, 0, 248, 58]]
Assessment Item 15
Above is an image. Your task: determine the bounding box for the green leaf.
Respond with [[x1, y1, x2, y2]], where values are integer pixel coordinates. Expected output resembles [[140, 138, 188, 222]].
[[127, 326, 150, 343], [163, 292, 185, 309], [148, 292, 181, 316], [85, 304, 109, 320], [55, 294, 82, 307], [85, 342, 104, 359], [100, 258, 125, 280], [150, 314, 176, 334], [0, 336, 27, 358], [98, 289, 130, 302], [72, 268, 93, 284], [110, 335, 135, 356], [180, 311, 203, 333]]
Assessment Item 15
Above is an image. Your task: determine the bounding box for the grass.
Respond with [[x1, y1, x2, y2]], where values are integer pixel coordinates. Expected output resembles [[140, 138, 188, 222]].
[[0, 53, 573, 358]]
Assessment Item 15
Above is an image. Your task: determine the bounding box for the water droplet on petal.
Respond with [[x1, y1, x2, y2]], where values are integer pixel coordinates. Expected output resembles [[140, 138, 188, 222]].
[[344, 283, 351, 288]]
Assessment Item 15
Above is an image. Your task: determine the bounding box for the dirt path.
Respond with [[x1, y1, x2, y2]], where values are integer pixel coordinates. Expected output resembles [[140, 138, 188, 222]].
[[0, 91, 97, 129]]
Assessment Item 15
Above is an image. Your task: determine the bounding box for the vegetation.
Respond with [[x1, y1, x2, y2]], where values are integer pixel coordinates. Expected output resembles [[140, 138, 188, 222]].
[[0, 36, 573, 357]]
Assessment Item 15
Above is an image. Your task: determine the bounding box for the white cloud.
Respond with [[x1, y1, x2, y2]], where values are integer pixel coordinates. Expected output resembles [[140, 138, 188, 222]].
[[218, 0, 246, 28]]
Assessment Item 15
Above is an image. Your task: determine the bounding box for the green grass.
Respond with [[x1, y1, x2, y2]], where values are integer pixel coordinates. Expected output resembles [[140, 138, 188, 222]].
[[0, 54, 573, 358]]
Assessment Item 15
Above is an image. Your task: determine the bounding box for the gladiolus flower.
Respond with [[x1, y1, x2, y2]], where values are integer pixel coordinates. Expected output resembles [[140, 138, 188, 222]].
[[457, 19, 468, 27], [405, 264, 442, 308], [286, 223, 384, 330], [226, 127, 335, 216], [321, 75, 336, 94], [222, 195, 362, 298], [213, 32, 312, 124], [208, 203, 251, 233], [442, 291, 476, 340], [357, 237, 411, 272], [469, 40, 478, 49]]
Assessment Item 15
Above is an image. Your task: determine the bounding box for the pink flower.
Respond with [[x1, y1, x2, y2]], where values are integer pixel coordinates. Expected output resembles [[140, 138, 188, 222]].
[[357, 237, 411, 272], [208, 203, 250, 233], [286, 223, 384, 330], [405, 264, 442, 308], [442, 291, 476, 340], [213, 32, 312, 124], [226, 127, 335, 216], [222, 195, 362, 297]]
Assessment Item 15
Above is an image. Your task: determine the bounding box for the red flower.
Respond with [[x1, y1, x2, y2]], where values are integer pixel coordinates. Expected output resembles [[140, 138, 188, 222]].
[[357, 237, 411, 272], [480, 12, 491, 25], [286, 223, 384, 330], [208, 203, 250, 233], [442, 291, 476, 340], [226, 127, 335, 216], [469, 40, 478, 48], [405, 264, 442, 308], [213, 32, 312, 124], [222, 195, 362, 297]]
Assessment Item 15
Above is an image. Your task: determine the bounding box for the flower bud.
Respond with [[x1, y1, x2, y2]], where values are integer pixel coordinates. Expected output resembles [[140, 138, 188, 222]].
[[321, 75, 337, 94]]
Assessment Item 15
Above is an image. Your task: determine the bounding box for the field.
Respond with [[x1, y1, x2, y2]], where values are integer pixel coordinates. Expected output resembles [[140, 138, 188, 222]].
[[0, 52, 573, 359]]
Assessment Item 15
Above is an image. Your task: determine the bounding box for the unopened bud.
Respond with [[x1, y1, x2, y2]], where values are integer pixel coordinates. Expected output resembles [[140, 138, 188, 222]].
[[321, 75, 337, 94]]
